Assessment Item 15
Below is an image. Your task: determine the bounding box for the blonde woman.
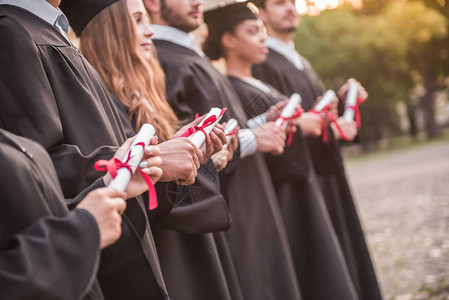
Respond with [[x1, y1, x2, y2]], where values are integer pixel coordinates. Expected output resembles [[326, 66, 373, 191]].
[[61, 0, 237, 299]]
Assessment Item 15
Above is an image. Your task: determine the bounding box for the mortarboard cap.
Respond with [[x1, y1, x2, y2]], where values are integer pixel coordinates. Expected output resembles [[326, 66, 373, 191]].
[[60, 0, 120, 36]]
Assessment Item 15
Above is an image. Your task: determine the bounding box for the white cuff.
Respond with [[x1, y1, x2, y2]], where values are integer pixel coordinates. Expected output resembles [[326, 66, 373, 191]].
[[247, 113, 267, 129], [238, 129, 257, 158]]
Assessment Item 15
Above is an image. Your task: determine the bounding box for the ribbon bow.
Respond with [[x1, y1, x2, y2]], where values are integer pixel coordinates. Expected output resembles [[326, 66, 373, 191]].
[[94, 142, 158, 210], [310, 104, 356, 142], [345, 96, 364, 128], [309, 101, 335, 142], [277, 108, 304, 146], [180, 108, 227, 139]]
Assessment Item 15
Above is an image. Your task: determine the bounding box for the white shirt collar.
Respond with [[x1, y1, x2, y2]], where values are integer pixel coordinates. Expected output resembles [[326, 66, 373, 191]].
[[1, 0, 60, 28], [151, 24, 205, 57], [265, 37, 304, 70], [0, 0, 70, 40]]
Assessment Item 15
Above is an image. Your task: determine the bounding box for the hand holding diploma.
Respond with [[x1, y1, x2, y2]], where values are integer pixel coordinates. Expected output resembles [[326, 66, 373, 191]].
[[331, 118, 358, 141], [297, 112, 322, 137], [76, 188, 127, 249], [212, 119, 239, 171], [157, 137, 201, 186], [253, 122, 287, 155], [177, 108, 227, 164], [97, 124, 162, 209], [309, 90, 340, 142], [274, 94, 303, 145], [182, 108, 226, 147], [313, 90, 337, 115], [224, 118, 239, 146], [340, 79, 368, 126]]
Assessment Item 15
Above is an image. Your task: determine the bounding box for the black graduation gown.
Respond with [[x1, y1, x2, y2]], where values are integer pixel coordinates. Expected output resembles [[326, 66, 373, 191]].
[[0, 129, 103, 300], [111, 93, 235, 300], [154, 39, 302, 300], [254, 49, 383, 300], [0, 6, 168, 300], [229, 76, 360, 300]]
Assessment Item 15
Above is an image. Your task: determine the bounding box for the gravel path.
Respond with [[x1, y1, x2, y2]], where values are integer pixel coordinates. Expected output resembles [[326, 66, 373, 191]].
[[345, 142, 449, 300]]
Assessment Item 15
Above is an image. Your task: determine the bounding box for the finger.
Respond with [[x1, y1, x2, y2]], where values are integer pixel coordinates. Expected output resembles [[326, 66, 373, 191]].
[[212, 127, 227, 145], [204, 135, 214, 157], [112, 197, 127, 215], [210, 132, 224, 152], [103, 188, 127, 200], [144, 145, 160, 157], [150, 136, 158, 146], [191, 145, 201, 169], [147, 167, 163, 184], [214, 123, 224, 131], [141, 156, 163, 170]]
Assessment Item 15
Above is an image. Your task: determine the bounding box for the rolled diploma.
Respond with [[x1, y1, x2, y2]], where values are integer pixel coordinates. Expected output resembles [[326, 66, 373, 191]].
[[313, 90, 336, 112], [275, 93, 302, 129], [343, 81, 358, 122], [108, 124, 156, 192], [188, 107, 225, 148], [224, 118, 239, 146]]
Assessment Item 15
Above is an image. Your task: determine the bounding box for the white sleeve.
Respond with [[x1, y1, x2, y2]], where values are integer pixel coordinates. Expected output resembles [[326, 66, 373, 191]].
[[247, 113, 267, 129], [238, 129, 258, 158]]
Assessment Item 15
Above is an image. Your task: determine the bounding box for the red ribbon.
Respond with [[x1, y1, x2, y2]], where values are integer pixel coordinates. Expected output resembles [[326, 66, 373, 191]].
[[94, 142, 158, 210], [309, 109, 328, 142], [277, 108, 304, 146], [310, 105, 353, 142], [226, 126, 239, 137], [180, 108, 227, 139], [345, 96, 364, 128]]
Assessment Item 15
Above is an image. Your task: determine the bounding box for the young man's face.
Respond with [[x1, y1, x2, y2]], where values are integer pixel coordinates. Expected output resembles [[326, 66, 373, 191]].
[[161, 0, 203, 32], [261, 0, 299, 34]]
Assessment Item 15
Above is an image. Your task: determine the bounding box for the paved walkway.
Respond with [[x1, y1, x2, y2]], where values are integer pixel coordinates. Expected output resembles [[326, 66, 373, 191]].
[[345, 142, 449, 300]]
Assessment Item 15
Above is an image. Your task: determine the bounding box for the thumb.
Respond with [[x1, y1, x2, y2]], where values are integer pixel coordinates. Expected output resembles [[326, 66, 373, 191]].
[[103, 188, 127, 200]]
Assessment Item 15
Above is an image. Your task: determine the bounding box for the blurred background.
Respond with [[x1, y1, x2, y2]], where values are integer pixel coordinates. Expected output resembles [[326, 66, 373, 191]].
[[69, 1, 449, 298], [294, 1, 449, 300]]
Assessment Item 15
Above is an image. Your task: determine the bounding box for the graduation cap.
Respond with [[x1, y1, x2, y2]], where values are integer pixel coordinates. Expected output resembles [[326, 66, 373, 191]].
[[204, 1, 259, 27], [60, 0, 120, 36], [203, 1, 259, 59]]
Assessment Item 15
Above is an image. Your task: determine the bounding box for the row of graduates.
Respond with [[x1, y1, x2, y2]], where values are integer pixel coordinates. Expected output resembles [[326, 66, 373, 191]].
[[0, 0, 383, 299]]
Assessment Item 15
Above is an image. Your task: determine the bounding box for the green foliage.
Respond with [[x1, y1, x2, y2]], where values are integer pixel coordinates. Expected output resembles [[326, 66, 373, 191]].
[[294, 1, 448, 142]]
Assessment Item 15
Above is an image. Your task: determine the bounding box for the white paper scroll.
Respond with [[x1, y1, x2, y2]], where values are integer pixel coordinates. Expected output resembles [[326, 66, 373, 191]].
[[224, 118, 239, 147], [275, 93, 302, 129], [343, 81, 359, 122], [108, 124, 155, 192], [313, 90, 336, 112], [188, 108, 225, 148]]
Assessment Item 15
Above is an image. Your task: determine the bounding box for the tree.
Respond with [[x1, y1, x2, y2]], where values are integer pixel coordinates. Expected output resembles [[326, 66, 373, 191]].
[[294, 1, 447, 147]]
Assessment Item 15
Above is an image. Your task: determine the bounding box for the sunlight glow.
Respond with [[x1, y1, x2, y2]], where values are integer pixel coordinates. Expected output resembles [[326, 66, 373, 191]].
[[297, 0, 363, 15]]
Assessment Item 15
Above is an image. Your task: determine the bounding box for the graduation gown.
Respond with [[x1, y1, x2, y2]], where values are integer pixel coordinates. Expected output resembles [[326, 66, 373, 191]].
[[253, 50, 383, 300], [0, 129, 103, 300], [154, 39, 301, 300], [0, 6, 168, 300], [229, 76, 360, 300], [111, 93, 235, 300]]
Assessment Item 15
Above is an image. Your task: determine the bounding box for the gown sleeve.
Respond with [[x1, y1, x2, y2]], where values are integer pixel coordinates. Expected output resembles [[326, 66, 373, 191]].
[[0, 145, 101, 300], [0, 15, 117, 198]]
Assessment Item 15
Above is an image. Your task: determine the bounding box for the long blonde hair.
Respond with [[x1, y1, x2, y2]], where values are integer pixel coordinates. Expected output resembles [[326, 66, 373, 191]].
[[80, 0, 178, 142]]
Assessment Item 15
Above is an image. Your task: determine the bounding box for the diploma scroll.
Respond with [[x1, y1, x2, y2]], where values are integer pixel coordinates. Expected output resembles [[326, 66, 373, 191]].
[[275, 93, 302, 129], [313, 90, 336, 112], [108, 124, 155, 192], [223, 118, 239, 147], [343, 81, 359, 122], [188, 108, 225, 148]]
